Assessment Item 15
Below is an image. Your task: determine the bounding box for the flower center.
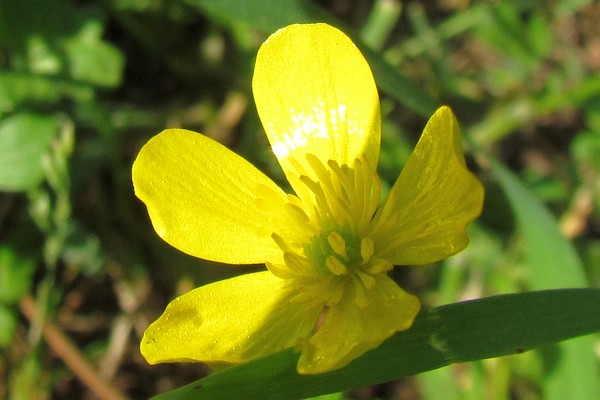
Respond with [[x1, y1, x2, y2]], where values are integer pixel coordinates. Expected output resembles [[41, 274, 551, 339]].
[[266, 154, 393, 307], [305, 225, 362, 276]]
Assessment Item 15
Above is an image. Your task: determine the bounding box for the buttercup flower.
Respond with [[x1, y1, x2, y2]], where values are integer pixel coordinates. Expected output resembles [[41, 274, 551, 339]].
[[133, 23, 484, 374]]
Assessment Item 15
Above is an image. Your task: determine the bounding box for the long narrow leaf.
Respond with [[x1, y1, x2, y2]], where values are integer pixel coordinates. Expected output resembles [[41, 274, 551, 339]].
[[151, 288, 600, 400], [490, 160, 587, 289], [489, 159, 599, 399]]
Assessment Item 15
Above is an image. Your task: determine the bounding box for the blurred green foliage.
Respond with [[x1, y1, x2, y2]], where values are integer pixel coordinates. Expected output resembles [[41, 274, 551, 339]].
[[0, 0, 599, 399]]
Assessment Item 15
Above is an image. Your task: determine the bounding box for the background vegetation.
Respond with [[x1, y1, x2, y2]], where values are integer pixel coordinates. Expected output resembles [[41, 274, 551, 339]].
[[0, 0, 598, 399]]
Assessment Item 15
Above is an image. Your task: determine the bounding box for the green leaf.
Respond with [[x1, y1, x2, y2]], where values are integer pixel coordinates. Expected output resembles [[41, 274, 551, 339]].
[[489, 161, 586, 289], [489, 160, 599, 399], [150, 288, 600, 400], [188, 0, 326, 32], [63, 222, 105, 276], [0, 71, 94, 114], [0, 246, 36, 304], [61, 20, 124, 88], [9, 350, 47, 399], [0, 113, 61, 191], [186, 0, 437, 116], [0, 304, 18, 348], [572, 130, 600, 172], [0, 0, 123, 89]]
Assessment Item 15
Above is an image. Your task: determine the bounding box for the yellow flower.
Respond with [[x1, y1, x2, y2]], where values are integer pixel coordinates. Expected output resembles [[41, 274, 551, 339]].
[[133, 23, 484, 375]]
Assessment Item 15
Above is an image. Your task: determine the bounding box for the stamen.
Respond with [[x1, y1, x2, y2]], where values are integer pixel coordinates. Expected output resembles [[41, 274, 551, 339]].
[[356, 271, 376, 289], [327, 231, 347, 258], [284, 252, 314, 276], [327, 160, 353, 203], [353, 159, 366, 221], [305, 155, 354, 224], [325, 256, 348, 275], [271, 233, 291, 252], [365, 258, 393, 274], [288, 156, 309, 177], [265, 262, 296, 279], [326, 160, 351, 205], [286, 193, 306, 209], [284, 202, 310, 225], [306, 155, 340, 207], [286, 167, 315, 211], [305, 154, 330, 184], [352, 275, 369, 308], [255, 183, 284, 208], [299, 175, 332, 221], [355, 156, 381, 226], [360, 237, 374, 263], [286, 193, 322, 233]]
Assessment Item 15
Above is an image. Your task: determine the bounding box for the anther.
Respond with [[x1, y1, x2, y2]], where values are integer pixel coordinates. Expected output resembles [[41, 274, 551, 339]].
[[365, 258, 393, 274], [356, 271, 376, 289], [325, 256, 348, 275], [360, 237, 374, 263], [327, 231, 347, 258]]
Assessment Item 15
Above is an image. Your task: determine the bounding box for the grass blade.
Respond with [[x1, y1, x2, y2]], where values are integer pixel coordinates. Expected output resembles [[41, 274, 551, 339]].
[[489, 159, 599, 399]]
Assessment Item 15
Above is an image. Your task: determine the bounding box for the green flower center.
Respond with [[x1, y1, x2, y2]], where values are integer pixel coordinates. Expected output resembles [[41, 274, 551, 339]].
[[305, 226, 361, 276]]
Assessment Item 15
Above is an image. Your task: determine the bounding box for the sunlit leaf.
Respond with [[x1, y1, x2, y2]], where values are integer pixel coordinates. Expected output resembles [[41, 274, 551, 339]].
[[0, 113, 60, 191], [0, 246, 36, 304]]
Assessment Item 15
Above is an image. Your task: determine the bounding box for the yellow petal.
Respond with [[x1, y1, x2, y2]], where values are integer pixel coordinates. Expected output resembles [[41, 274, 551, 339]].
[[297, 274, 420, 374], [253, 23, 381, 182], [141, 272, 321, 367], [132, 129, 287, 264], [371, 106, 484, 265]]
